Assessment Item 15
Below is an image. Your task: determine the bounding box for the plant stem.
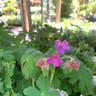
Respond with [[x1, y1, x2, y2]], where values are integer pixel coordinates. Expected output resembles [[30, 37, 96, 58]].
[[49, 66, 55, 87], [61, 56, 72, 60], [11, 87, 14, 95], [49, 71, 54, 87], [32, 78, 34, 87], [75, 47, 80, 56]]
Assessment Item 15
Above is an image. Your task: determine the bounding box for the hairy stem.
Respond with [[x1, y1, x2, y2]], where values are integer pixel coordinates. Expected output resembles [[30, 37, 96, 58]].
[[49, 72, 54, 87], [32, 78, 35, 87], [61, 56, 72, 60], [11, 87, 14, 95], [49, 66, 55, 87]]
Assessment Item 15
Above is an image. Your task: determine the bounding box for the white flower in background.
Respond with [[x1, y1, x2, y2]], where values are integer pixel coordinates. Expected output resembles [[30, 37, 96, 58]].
[[1, 20, 6, 23], [83, 12, 86, 17], [59, 90, 68, 96], [93, 76, 96, 86], [90, 13, 93, 16], [94, 14, 96, 18], [50, 88, 68, 96]]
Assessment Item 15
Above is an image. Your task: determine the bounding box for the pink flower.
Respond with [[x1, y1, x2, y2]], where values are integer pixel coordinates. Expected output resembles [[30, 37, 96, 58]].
[[64, 60, 73, 71], [55, 40, 70, 54], [36, 58, 44, 66], [41, 63, 49, 70], [64, 60, 71, 68], [72, 61, 80, 70], [47, 53, 63, 67], [36, 58, 49, 70], [64, 59, 80, 71]]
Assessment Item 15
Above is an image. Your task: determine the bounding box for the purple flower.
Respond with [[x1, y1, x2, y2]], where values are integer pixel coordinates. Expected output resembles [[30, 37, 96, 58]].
[[55, 40, 70, 54], [47, 53, 63, 67]]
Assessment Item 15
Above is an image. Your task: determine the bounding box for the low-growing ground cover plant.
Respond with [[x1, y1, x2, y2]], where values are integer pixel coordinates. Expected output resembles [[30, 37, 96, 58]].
[[0, 22, 96, 95], [1, 39, 96, 96], [20, 39, 82, 96]]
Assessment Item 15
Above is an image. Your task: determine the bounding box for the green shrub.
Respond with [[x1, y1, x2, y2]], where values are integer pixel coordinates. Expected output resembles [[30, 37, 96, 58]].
[[53, 0, 79, 17], [79, 1, 96, 21], [3, 0, 18, 15]]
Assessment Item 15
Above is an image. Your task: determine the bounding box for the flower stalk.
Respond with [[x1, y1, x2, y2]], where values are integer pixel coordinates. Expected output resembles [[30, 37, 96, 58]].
[[61, 56, 73, 60], [49, 66, 55, 87], [75, 47, 80, 56], [32, 78, 35, 87], [49, 71, 54, 87], [11, 87, 14, 95]]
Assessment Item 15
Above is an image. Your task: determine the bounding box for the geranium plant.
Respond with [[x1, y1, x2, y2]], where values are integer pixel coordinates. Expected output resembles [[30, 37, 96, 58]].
[[22, 40, 80, 96]]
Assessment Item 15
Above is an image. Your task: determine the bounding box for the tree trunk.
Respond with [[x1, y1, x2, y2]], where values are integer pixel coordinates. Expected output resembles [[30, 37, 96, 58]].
[[56, 0, 61, 22]]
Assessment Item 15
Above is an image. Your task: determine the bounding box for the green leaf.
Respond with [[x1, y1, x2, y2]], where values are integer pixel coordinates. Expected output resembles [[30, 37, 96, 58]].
[[37, 75, 60, 96], [22, 60, 41, 79], [0, 49, 4, 57], [63, 84, 72, 94], [63, 68, 70, 75], [14, 79, 31, 93], [21, 49, 45, 79], [67, 65, 93, 91], [5, 79, 12, 89], [5, 69, 13, 79], [23, 75, 60, 96], [3, 91, 10, 96], [51, 76, 61, 88], [45, 90, 60, 96], [78, 66, 94, 91], [0, 82, 4, 93], [15, 45, 27, 65], [23, 86, 41, 96], [3, 53, 14, 61], [78, 40, 85, 49], [12, 93, 23, 96], [68, 70, 78, 84], [37, 75, 49, 92]]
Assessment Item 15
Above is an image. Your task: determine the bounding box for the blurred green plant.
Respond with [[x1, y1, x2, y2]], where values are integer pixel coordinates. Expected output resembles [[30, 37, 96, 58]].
[[31, 14, 41, 27], [7, 16, 21, 26], [79, 1, 96, 21], [53, 0, 79, 17], [3, 0, 18, 15], [0, 49, 15, 96], [1, 14, 41, 27]]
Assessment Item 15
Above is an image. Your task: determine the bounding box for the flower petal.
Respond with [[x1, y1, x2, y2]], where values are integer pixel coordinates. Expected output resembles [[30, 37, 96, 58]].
[[59, 60, 63, 63], [62, 40, 68, 45], [62, 40, 70, 51], [56, 45, 60, 49], [47, 57, 53, 64], [36, 58, 44, 66], [57, 48, 64, 54], [53, 59, 59, 67], [53, 52, 59, 56], [55, 40, 61, 46], [63, 46, 70, 51]]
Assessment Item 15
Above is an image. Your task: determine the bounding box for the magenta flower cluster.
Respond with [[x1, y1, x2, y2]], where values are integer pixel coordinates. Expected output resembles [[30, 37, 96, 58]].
[[55, 40, 70, 54], [47, 53, 63, 67], [47, 40, 70, 67]]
